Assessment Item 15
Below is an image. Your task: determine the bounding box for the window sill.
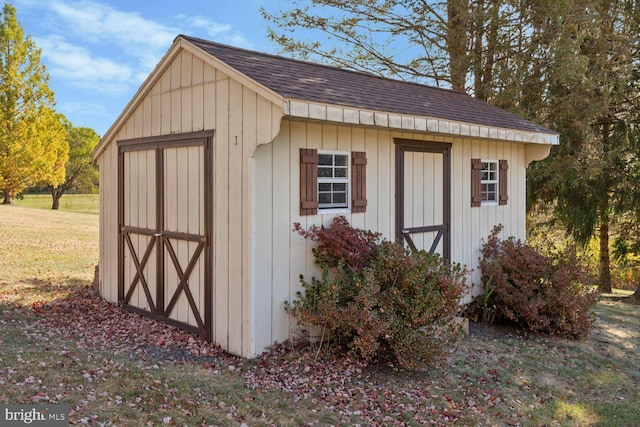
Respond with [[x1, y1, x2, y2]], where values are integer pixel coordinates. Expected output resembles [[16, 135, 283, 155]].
[[318, 208, 351, 215]]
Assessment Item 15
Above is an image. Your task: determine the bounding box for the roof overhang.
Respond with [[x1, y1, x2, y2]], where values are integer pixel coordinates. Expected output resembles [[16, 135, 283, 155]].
[[284, 99, 559, 145]]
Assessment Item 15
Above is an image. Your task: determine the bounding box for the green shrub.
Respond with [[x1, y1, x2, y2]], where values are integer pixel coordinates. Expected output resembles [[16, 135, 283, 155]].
[[288, 216, 469, 369], [478, 225, 598, 338]]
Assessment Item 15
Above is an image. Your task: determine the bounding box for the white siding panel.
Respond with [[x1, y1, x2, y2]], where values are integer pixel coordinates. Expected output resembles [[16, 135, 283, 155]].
[[213, 74, 230, 350], [170, 56, 181, 90], [321, 124, 337, 151], [98, 45, 535, 358], [377, 130, 393, 238], [363, 128, 379, 232], [98, 49, 286, 357], [203, 81, 216, 130], [192, 55, 204, 85], [171, 90, 181, 133], [181, 50, 192, 87], [270, 121, 292, 344], [192, 85, 204, 132], [242, 86, 257, 354], [253, 121, 532, 350], [133, 102, 144, 138], [100, 143, 118, 303], [181, 87, 193, 133], [227, 78, 244, 355], [151, 94, 161, 136], [161, 92, 171, 135], [287, 120, 311, 339], [253, 142, 273, 353]]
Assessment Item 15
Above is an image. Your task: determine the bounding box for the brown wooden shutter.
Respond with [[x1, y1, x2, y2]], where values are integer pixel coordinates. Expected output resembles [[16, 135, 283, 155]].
[[499, 159, 509, 205], [471, 158, 482, 207], [351, 151, 367, 213], [300, 148, 318, 215]]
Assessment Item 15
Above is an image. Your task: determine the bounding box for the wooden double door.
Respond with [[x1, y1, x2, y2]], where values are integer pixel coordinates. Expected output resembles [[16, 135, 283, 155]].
[[117, 131, 212, 338], [395, 139, 451, 261]]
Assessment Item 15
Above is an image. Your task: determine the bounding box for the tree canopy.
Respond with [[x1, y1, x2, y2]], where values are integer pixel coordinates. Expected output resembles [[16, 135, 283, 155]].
[[48, 125, 100, 210], [0, 3, 67, 204]]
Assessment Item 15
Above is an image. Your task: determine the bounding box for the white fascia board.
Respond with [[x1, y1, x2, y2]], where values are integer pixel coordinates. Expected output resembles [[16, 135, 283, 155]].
[[284, 99, 560, 145]]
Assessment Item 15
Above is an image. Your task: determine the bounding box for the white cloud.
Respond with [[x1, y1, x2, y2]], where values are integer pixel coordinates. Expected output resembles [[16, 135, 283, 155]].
[[58, 101, 112, 135], [177, 14, 254, 49], [35, 35, 135, 95], [220, 33, 254, 49], [24, 1, 252, 91], [51, 1, 175, 47], [49, 1, 176, 71], [12, 0, 254, 132], [178, 15, 232, 37]]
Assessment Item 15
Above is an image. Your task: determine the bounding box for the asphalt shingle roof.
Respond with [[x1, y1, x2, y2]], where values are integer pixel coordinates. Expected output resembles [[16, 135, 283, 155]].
[[182, 35, 556, 135]]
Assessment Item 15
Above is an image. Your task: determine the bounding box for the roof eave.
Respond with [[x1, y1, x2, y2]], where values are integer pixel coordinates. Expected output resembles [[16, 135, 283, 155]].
[[283, 99, 559, 145]]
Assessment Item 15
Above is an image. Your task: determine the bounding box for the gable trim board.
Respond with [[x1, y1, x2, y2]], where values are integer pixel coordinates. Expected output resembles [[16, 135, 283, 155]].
[[93, 35, 559, 358]]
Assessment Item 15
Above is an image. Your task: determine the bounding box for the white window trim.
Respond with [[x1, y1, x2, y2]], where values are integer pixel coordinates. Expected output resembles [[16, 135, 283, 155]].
[[317, 150, 350, 212], [481, 159, 499, 206]]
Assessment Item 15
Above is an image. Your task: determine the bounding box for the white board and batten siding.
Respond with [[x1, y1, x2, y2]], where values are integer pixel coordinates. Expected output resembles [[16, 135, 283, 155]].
[[96, 47, 282, 358], [96, 39, 553, 358], [252, 119, 531, 353]]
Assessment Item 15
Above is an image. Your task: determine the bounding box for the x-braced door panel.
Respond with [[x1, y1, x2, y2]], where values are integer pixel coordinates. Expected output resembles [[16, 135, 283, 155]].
[[118, 131, 212, 339], [162, 145, 206, 332], [395, 140, 451, 261], [121, 149, 158, 313]]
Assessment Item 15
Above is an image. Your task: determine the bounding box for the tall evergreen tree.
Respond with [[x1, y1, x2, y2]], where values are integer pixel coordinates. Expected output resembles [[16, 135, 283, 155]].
[[0, 3, 67, 204], [527, 0, 640, 292]]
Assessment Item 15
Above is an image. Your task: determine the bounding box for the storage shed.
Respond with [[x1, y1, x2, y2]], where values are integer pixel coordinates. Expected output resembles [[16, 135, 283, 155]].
[[92, 35, 559, 358]]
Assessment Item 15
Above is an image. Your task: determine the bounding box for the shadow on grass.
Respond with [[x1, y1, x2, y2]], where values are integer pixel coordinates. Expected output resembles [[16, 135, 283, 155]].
[[0, 277, 89, 307], [23, 277, 87, 290], [593, 299, 640, 352], [599, 291, 640, 306]]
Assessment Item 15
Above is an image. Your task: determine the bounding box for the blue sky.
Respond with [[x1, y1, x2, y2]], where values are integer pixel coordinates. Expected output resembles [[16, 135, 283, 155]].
[[12, 0, 284, 136]]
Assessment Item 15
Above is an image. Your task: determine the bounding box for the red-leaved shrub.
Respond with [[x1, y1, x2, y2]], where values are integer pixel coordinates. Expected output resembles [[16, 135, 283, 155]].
[[288, 216, 469, 369], [479, 225, 598, 338]]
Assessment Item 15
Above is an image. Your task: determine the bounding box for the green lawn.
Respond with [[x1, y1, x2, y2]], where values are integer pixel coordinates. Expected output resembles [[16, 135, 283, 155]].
[[13, 193, 99, 214], [1, 204, 639, 426], [0, 205, 98, 305]]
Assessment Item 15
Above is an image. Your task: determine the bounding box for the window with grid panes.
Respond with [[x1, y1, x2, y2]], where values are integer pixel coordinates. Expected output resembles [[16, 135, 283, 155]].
[[481, 160, 498, 203], [318, 152, 349, 209]]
